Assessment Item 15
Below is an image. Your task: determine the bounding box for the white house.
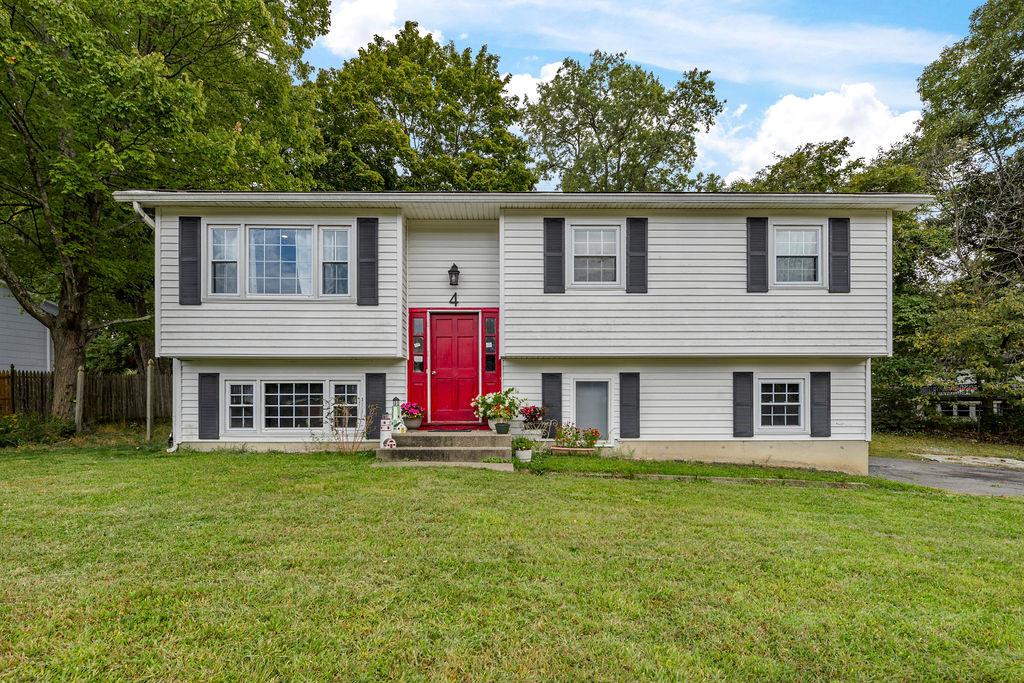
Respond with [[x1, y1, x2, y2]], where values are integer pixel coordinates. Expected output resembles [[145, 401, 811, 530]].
[[0, 287, 54, 372], [114, 191, 931, 474]]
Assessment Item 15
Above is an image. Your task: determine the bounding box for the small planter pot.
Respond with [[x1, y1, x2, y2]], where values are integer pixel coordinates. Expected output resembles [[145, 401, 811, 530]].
[[509, 418, 526, 435], [404, 416, 422, 430], [494, 422, 511, 435], [550, 446, 598, 456], [514, 449, 533, 463], [487, 418, 496, 431]]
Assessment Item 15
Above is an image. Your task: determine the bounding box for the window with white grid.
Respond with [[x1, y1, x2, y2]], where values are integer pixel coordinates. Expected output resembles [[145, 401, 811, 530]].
[[760, 381, 802, 427], [774, 227, 820, 283], [572, 227, 618, 283], [227, 383, 254, 429], [210, 227, 239, 294], [248, 227, 313, 295], [263, 382, 324, 429], [321, 228, 350, 295], [331, 383, 359, 429]]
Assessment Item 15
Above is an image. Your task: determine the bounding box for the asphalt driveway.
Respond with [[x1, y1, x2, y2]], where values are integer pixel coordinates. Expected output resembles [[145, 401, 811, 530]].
[[870, 457, 1024, 497]]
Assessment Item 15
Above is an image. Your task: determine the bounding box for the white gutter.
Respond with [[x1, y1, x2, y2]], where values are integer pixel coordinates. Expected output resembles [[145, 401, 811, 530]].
[[131, 201, 157, 229], [114, 190, 934, 212]]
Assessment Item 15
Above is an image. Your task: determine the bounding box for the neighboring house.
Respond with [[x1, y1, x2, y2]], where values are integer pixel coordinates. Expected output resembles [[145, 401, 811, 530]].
[[0, 287, 55, 371], [924, 372, 1005, 421], [114, 191, 931, 474]]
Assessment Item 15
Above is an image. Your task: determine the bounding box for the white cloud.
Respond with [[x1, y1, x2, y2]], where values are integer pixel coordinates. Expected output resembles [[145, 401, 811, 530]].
[[699, 83, 920, 183], [458, 32, 469, 40], [370, 0, 952, 109], [322, 0, 442, 56], [504, 61, 562, 102]]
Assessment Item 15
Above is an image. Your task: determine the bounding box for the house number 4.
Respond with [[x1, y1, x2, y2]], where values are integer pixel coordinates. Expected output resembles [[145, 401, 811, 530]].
[[449, 292, 459, 306]]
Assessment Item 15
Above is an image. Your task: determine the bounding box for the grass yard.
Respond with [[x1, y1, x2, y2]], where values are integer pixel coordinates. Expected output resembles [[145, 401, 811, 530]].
[[2, 444, 1024, 680], [871, 432, 1024, 461]]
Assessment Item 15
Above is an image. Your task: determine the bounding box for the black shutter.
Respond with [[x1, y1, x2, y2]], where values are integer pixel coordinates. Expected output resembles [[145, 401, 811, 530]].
[[746, 217, 769, 293], [357, 217, 379, 306], [626, 217, 648, 293], [198, 373, 219, 440], [541, 373, 562, 438], [828, 218, 851, 293], [810, 372, 832, 437], [179, 216, 201, 305], [365, 373, 386, 439], [733, 372, 754, 437], [543, 218, 565, 294], [619, 372, 640, 438]]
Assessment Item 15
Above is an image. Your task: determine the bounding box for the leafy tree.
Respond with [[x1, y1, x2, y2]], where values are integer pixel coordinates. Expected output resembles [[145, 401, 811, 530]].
[[0, 0, 328, 419], [729, 138, 865, 193], [313, 22, 535, 191], [523, 51, 723, 192], [911, 0, 1024, 405]]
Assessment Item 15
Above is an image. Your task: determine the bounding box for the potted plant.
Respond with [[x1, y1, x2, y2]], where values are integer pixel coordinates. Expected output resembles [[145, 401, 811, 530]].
[[550, 423, 602, 455], [491, 404, 513, 434], [471, 388, 522, 431], [401, 401, 424, 430], [511, 436, 534, 462], [519, 405, 546, 436]]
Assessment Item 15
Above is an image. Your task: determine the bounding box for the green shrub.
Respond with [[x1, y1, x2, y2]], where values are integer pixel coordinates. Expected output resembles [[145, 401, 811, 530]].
[[0, 414, 76, 447]]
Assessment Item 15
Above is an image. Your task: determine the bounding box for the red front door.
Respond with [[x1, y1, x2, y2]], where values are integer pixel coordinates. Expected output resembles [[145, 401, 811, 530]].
[[430, 314, 480, 422]]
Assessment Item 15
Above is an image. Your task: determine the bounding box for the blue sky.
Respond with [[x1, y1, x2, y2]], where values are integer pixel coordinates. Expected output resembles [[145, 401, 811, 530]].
[[304, 0, 977, 183]]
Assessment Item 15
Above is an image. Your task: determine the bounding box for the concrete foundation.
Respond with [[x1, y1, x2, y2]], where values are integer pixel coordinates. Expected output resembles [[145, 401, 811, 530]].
[[619, 439, 870, 475]]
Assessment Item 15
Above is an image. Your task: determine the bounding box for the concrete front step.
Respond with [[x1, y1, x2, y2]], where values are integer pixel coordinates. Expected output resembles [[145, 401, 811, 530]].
[[394, 431, 512, 448], [376, 446, 512, 462]]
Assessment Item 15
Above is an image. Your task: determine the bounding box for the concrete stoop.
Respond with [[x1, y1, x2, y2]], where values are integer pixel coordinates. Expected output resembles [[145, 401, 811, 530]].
[[376, 431, 512, 463]]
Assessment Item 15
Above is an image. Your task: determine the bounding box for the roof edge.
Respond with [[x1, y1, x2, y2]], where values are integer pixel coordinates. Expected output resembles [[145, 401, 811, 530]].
[[113, 190, 934, 211]]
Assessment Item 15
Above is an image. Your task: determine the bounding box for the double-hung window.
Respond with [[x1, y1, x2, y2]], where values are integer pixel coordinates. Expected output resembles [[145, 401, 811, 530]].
[[248, 227, 313, 295], [210, 227, 239, 294], [227, 383, 254, 429], [572, 226, 620, 284], [773, 225, 822, 284], [759, 380, 803, 428], [264, 382, 324, 429], [321, 228, 350, 296], [331, 382, 359, 428]]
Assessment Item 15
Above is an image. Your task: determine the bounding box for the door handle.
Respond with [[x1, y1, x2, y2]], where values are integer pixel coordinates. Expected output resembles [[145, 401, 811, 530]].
[[431, 370, 437, 375]]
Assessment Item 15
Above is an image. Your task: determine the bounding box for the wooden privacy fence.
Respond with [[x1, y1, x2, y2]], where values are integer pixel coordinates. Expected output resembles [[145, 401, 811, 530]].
[[0, 368, 172, 422]]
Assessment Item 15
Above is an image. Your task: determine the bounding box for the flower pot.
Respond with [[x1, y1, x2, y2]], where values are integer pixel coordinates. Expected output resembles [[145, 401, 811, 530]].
[[515, 449, 532, 463], [495, 422, 511, 435], [509, 418, 526, 435], [404, 416, 422, 430], [487, 418, 496, 431]]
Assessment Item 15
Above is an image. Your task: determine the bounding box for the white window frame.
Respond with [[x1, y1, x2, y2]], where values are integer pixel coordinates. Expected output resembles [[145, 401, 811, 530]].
[[246, 224, 317, 299], [206, 224, 241, 298], [567, 219, 625, 288], [318, 225, 356, 300], [223, 380, 257, 433], [755, 374, 808, 435], [769, 219, 827, 289], [328, 379, 364, 430], [260, 379, 328, 432], [200, 218, 363, 302], [568, 375, 615, 444]]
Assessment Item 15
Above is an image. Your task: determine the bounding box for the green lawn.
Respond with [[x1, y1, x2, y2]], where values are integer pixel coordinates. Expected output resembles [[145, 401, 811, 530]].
[[2, 445, 1024, 680], [524, 453, 919, 490], [871, 432, 1024, 461]]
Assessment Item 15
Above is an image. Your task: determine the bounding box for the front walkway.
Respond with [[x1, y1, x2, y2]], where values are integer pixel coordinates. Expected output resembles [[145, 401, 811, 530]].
[[870, 457, 1024, 497]]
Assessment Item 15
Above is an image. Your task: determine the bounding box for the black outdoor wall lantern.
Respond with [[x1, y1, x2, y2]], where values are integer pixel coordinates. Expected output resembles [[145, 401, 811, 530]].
[[448, 263, 460, 286]]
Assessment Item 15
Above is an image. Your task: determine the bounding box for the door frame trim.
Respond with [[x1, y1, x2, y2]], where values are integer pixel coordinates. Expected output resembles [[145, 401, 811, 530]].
[[426, 309, 483, 424]]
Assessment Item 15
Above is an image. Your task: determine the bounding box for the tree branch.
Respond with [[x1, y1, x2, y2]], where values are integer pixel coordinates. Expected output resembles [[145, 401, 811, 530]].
[[87, 313, 152, 333], [0, 244, 54, 327]]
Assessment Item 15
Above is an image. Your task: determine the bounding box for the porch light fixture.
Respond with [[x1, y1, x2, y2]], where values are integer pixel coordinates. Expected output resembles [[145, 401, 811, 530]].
[[448, 263, 460, 286]]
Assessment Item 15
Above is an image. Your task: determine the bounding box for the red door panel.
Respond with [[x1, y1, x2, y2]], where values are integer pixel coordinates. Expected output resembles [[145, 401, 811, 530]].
[[430, 314, 479, 422]]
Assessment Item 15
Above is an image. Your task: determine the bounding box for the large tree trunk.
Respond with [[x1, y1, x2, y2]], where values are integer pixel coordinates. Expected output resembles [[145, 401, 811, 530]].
[[50, 319, 88, 422]]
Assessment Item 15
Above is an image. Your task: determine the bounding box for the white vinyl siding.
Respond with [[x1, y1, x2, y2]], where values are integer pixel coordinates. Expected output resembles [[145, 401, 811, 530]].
[[157, 209, 401, 357], [405, 220, 498, 308], [501, 209, 890, 357], [178, 359, 405, 443], [502, 357, 869, 442], [0, 288, 53, 371]]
